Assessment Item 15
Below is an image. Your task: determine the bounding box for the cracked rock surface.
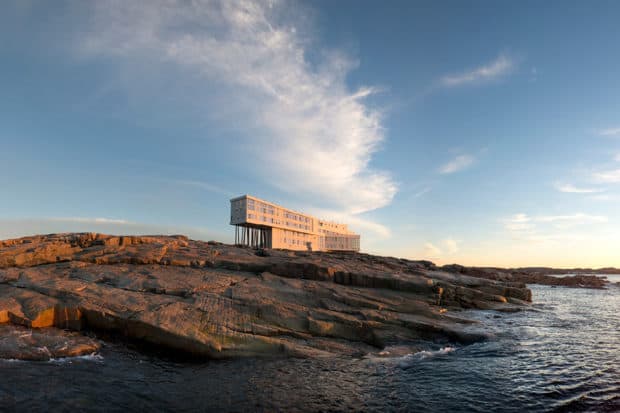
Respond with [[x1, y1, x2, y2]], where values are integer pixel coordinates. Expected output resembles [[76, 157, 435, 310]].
[[0, 233, 532, 359]]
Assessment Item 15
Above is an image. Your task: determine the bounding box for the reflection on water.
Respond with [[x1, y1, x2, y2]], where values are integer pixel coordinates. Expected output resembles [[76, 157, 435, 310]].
[[0, 284, 618, 412]]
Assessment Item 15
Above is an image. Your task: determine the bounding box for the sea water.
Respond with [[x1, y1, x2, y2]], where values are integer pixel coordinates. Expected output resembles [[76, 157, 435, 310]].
[[1, 283, 618, 412]]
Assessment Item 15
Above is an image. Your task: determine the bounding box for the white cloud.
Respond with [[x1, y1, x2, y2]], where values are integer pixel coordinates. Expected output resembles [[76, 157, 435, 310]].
[[597, 127, 620, 137], [421, 238, 459, 259], [0, 218, 225, 242], [77, 0, 396, 215], [172, 180, 235, 197], [510, 213, 531, 223], [503, 212, 608, 243], [593, 169, 620, 183], [615, 153, 620, 162], [554, 182, 605, 194], [442, 238, 460, 254], [49, 217, 131, 224], [413, 187, 431, 198], [590, 194, 620, 202], [439, 154, 475, 174], [440, 54, 515, 87], [308, 207, 391, 239], [536, 213, 608, 225], [424, 242, 441, 256], [504, 213, 535, 233]]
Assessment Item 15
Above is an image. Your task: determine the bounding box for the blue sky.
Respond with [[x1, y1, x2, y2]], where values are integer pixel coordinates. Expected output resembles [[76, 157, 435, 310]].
[[2, 0, 620, 267]]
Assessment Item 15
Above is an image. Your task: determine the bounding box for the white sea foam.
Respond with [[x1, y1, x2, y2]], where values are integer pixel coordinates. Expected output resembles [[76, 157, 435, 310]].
[[1, 353, 104, 364], [366, 346, 457, 364], [412, 346, 456, 359], [48, 353, 104, 364]]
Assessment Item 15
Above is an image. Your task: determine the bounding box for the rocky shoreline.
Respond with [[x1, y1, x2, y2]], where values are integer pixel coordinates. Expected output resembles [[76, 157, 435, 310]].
[[0, 233, 605, 361], [440, 264, 612, 289]]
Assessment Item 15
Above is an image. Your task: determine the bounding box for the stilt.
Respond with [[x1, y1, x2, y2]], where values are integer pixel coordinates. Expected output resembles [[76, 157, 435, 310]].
[[234, 225, 272, 249]]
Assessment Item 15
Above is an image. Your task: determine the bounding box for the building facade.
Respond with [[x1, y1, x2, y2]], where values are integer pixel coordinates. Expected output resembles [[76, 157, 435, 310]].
[[230, 194, 360, 252]]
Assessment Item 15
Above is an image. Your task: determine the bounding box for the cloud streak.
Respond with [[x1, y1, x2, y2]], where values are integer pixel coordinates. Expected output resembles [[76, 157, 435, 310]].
[[593, 169, 620, 183], [422, 238, 460, 258], [78, 0, 397, 215], [307, 207, 391, 239], [0, 217, 226, 242], [440, 54, 515, 87], [536, 213, 608, 224], [442, 238, 460, 254], [439, 154, 475, 174], [597, 127, 620, 137], [424, 242, 441, 256], [555, 183, 605, 194], [504, 212, 608, 243], [49, 217, 131, 224], [171, 179, 235, 197]]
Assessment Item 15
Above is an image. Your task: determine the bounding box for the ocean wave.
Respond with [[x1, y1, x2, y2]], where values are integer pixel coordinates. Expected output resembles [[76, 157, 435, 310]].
[[48, 353, 104, 364], [411, 346, 456, 360]]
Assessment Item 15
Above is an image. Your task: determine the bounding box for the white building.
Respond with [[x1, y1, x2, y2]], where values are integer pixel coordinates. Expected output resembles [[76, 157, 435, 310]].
[[230, 194, 360, 252]]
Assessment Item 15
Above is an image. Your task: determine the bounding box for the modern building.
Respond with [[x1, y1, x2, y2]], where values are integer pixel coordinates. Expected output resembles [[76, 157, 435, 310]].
[[230, 194, 360, 252]]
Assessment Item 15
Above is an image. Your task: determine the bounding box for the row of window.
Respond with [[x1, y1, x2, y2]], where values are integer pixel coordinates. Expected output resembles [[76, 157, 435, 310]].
[[283, 238, 309, 246], [286, 221, 311, 231], [238, 199, 360, 238], [247, 199, 275, 215], [246, 213, 312, 231], [319, 221, 344, 228], [280, 228, 312, 246], [246, 199, 313, 229], [283, 211, 311, 223]]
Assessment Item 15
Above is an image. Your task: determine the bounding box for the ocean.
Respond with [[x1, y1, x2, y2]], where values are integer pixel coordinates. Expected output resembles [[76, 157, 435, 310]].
[[1, 280, 618, 412]]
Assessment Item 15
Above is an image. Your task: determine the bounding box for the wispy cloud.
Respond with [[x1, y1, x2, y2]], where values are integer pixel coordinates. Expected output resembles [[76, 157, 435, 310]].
[[504, 212, 608, 243], [442, 238, 460, 254], [536, 213, 608, 225], [554, 182, 605, 194], [413, 187, 432, 198], [77, 0, 396, 215], [439, 154, 475, 174], [593, 169, 620, 183], [422, 238, 460, 258], [424, 242, 441, 256], [0, 217, 226, 242], [506, 212, 607, 227], [172, 179, 235, 197], [590, 194, 620, 202], [597, 127, 620, 137], [504, 213, 535, 233], [615, 153, 620, 162], [440, 54, 515, 87], [49, 217, 131, 224], [308, 207, 391, 239]]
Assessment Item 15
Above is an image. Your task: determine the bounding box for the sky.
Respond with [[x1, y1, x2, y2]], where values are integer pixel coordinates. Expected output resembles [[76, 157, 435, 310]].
[[2, 0, 620, 268]]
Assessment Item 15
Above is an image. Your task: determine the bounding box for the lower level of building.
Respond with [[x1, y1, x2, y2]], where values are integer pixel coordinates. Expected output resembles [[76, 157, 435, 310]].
[[233, 224, 360, 252]]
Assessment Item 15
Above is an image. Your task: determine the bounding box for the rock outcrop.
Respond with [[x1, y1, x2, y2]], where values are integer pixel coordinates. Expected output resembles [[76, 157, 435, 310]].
[[0, 233, 532, 360], [0, 324, 100, 361], [441, 264, 610, 289]]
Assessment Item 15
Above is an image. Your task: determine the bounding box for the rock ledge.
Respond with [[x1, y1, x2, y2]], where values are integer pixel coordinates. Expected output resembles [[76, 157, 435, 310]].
[[0, 233, 532, 359]]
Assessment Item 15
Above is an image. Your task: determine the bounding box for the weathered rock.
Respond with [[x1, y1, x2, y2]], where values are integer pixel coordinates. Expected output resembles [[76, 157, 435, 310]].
[[509, 273, 608, 289], [0, 233, 533, 360], [440, 263, 610, 289], [0, 324, 100, 361]]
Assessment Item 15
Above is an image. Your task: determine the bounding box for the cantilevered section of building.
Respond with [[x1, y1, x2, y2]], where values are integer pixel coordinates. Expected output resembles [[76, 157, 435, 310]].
[[230, 194, 360, 252]]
